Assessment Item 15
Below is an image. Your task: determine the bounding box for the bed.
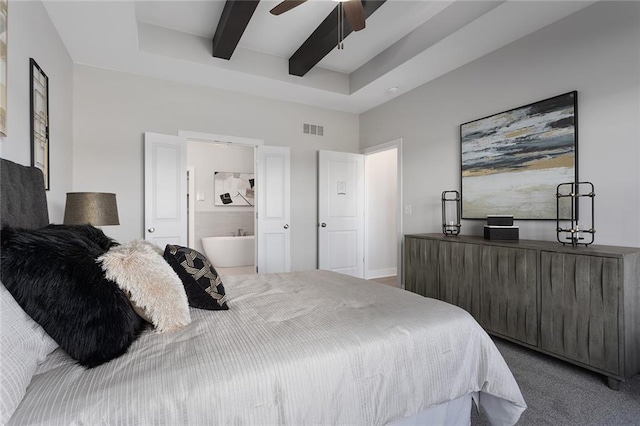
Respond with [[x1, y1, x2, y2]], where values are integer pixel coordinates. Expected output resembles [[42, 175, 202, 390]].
[[0, 158, 526, 425]]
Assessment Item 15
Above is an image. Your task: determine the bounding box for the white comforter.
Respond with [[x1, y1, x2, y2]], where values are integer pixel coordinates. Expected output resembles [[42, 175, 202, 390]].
[[10, 270, 526, 425]]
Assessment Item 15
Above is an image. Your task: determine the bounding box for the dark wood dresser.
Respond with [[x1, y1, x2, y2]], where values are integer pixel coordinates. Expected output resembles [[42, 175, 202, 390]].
[[404, 233, 640, 389]]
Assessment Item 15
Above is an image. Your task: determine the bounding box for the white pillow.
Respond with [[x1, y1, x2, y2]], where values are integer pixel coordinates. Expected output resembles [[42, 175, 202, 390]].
[[98, 240, 191, 332], [0, 283, 58, 424]]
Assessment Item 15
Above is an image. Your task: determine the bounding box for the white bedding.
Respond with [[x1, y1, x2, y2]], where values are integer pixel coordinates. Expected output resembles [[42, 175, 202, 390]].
[[9, 270, 526, 425]]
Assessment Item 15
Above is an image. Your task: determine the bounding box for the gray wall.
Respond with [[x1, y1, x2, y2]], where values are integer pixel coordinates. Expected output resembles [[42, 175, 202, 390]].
[[72, 65, 359, 270], [0, 1, 73, 222], [360, 2, 640, 248]]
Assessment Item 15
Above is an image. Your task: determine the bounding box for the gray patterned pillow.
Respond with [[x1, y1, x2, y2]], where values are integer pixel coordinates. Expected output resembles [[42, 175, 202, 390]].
[[163, 245, 229, 310]]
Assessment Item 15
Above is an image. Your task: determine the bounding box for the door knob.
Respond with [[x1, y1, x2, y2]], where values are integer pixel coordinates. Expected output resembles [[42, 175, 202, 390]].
[[284, 224, 289, 229], [321, 223, 327, 227], [147, 227, 155, 233]]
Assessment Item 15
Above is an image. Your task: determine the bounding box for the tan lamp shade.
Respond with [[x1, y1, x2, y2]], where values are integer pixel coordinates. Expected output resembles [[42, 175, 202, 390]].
[[63, 192, 120, 226]]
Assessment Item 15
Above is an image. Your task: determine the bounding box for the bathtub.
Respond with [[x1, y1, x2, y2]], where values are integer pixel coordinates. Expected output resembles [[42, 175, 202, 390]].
[[202, 235, 254, 268]]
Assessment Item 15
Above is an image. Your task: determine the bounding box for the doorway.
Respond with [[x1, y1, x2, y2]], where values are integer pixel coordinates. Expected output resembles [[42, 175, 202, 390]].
[[177, 130, 291, 275], [186, 140, 255, 275], [144, 131, 291, 275], [316, 140, 403, 287], [317, 150, 366, 278], [363, 139, 402, 288]]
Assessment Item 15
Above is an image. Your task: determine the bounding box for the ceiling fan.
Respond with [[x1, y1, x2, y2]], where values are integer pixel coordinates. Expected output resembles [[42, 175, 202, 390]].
[[270, 0, 367, 31]]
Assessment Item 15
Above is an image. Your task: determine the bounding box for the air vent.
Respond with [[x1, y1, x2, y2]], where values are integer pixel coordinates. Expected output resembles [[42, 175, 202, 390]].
[[303, 123, 324, 136]]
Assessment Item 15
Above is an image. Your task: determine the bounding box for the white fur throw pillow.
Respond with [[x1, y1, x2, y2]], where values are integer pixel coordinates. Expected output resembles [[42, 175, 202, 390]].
[[98, 240, 191, 332]]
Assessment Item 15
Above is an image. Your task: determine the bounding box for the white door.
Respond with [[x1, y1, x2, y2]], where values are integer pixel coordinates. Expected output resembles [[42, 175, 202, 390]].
[[144, 132, 187, 247], [257, 145, 291, 273], [318, 150, 365, 277]]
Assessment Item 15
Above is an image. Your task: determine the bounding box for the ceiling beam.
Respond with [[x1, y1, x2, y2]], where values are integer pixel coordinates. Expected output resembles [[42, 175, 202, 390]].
[[289, 0, 386, 77], [212, 0, 260, 60]]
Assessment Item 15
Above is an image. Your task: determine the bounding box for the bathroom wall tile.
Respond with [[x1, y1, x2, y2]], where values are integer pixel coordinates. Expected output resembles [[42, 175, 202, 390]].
[[193, 211, 254, 253]]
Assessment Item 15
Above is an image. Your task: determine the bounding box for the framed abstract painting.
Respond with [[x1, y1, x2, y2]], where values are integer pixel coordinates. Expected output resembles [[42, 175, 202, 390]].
[[30, 58, 49, 190], [460, 91, 577, 220], [0, 0, 7, 136], [214, 172, 254, 206]]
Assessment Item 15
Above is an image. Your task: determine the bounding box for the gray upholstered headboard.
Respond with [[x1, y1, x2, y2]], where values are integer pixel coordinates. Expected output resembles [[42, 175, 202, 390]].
[[0, 158, 49, 229]]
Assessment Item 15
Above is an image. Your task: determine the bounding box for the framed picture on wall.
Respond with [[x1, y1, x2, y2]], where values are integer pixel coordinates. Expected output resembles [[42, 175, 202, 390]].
[[214, 172, 255, 206], [460, 91, 578, 220], [0, 0, 7, 136], [30, 58, 49, 190]]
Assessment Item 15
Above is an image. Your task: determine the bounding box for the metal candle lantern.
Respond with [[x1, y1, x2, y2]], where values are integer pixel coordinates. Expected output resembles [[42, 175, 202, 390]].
[[556, 182, 595, 246], [442, 190, 461, 236]]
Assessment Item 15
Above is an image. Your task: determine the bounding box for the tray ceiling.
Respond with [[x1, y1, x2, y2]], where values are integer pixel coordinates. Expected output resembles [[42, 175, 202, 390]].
[[43, 0, 595, 113]]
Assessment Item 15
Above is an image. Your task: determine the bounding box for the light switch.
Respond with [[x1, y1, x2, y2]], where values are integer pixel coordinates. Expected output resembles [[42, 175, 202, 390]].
[[196, 191, 205, 201], [404, 204, 412, 214]]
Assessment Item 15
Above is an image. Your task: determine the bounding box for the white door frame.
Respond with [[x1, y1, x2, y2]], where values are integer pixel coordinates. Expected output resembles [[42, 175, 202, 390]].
[[178, 131, 264, 148], [187, 167, 195, 247], [362, 139, 403, 288]]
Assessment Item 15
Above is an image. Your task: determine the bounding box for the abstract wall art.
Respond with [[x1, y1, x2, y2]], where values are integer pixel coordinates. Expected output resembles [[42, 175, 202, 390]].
[[0, 0, 7, 136], [30, 58, 49, 190], [214, 172, 254, 206], [460, 91, 577, 220]]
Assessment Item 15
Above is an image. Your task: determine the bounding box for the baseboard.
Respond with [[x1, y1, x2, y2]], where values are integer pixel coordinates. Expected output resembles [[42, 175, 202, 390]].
[[366, 267, 397, 280]]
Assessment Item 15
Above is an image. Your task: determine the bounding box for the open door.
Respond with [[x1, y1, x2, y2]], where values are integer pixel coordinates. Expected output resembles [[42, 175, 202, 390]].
[[144, 132, 187, 246], [256, 145, 291, 273], [318, 150, 365, 278]]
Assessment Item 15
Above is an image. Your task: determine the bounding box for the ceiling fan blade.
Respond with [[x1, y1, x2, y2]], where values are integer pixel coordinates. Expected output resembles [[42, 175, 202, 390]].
[[270, 0, 308, 16], [343, 0, 365, 31]]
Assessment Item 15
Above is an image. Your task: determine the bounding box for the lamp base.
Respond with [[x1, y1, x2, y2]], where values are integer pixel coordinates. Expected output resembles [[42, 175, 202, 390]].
[[442, 225, 460, 237]]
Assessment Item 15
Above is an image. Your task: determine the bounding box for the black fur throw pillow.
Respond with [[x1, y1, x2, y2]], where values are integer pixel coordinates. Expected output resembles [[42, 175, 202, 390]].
[[163, 244, 229, 310], [0, 226, 146, 368], [45, 224, 120, 252]]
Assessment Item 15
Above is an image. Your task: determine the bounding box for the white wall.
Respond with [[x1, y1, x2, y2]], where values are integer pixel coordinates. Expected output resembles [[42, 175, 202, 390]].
[[365, 148, 397, 278], [360, 2, 640, 248], [73, 65, 359, 270], [0, 0, 73, 222]]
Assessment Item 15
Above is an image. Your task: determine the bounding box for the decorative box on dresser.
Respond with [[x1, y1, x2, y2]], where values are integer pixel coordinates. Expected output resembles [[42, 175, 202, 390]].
[[404, 233, 640, 390]]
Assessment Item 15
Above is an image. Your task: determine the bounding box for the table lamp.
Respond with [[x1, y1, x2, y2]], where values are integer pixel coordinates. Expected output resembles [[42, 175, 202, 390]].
[[63, 192, 119, 226]]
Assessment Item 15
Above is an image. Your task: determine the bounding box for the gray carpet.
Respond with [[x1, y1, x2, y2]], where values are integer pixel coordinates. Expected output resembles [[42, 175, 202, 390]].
[[471, 337, 640, 425]]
